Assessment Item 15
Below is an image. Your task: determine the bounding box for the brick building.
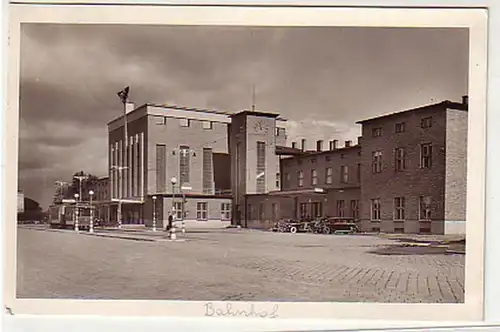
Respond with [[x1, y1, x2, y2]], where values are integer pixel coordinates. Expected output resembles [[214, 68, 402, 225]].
[[103, 96, 467, 235]]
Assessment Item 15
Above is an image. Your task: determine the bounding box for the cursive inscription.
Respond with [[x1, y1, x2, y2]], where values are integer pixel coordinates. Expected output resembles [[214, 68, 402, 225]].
[[204, 302, 279, 318]]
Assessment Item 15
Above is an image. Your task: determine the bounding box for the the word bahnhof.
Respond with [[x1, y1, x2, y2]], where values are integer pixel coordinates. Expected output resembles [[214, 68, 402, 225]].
[[95, 96, 468, 235]]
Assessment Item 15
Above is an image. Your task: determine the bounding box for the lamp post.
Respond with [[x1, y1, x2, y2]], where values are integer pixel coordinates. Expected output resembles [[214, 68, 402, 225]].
[[152, 195, 157, 232], [170, 177, 177, 240], [116, 86, 130, 229], [89, 190, 94, 233], [73, 174, 87, 202], [74, 193, 80, 232]]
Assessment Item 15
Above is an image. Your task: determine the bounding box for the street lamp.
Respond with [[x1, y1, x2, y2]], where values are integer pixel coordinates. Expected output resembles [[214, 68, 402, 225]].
[[170, 177, 177, 240], [74, 193, 80, 232], [116, 86, 130, 229], [73, 174, 87, 201], [89, 190, 94, 233], [152, 195, 157, 232]]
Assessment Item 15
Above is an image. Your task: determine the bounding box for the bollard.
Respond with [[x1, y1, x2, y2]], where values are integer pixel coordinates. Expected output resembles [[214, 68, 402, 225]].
[[75, 210, 79, 232], [170, 221, 177, 240]]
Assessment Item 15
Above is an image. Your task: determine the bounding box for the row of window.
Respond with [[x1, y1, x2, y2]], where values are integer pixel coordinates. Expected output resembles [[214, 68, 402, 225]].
[[372, 143, 432, 173], [370, 227, 432, 234], [156, 117, 216, 130], [370, 196, 432, 221], [170, 201, 232, 221], [371, 116, 433, 137], [285, 164, 361, 187]]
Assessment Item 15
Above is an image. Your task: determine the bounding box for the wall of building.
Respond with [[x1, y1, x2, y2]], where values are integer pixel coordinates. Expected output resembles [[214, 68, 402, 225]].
[[359, 104, 448, 234], [444, 108, 468, 235], [146, 108, 229, 196], [245, 195, 295, 229]]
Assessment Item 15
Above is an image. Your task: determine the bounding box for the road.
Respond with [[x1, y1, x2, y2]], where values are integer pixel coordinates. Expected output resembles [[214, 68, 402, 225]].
[[16, 227, 465, 303]]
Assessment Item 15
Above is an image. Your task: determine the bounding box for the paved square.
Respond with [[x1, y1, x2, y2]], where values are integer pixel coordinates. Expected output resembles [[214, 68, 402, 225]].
[[16, 227, 464, 303]]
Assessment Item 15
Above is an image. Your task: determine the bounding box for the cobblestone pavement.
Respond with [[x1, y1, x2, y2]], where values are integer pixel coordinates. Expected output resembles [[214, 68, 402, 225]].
[[16, 227, 464, 303]]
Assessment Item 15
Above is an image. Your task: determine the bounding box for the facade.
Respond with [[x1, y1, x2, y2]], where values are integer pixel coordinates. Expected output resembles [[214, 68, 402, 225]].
[[245, 97, 468, 235], [104, 96, 467, 235], [107, 103, 287, 229]]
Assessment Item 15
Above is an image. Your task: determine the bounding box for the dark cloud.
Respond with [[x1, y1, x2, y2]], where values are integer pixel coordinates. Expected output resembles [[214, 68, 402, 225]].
[[18, 24, 469, 208]]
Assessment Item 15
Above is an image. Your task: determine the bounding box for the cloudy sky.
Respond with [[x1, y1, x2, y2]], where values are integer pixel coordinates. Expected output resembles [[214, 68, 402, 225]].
[[19, 24, 469, 208]]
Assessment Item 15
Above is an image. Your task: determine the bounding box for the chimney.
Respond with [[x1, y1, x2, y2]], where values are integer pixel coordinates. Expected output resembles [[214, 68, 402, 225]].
[[345, 140, 352, 148], [125, 102, 135, 114], [301, 138, 307, 151], [291, 141, 297, 149], [329, 140, 338, 150], [462, 95, 469, 105], [316, 140, 323, 152]]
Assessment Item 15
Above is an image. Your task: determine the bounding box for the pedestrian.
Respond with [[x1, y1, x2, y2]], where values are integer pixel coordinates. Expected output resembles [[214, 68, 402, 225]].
[[166, 213, 173, 231]]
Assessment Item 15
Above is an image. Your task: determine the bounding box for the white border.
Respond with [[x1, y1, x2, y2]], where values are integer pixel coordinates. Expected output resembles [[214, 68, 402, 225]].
[[3, 2, 488, 325]]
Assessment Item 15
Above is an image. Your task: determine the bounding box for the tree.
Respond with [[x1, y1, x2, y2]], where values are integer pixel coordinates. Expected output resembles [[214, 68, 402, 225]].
[[67, 171, 100, 202]]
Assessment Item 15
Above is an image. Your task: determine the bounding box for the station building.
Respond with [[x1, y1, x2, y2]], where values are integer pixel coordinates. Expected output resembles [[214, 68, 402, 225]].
[[104, 96, 468, 235]]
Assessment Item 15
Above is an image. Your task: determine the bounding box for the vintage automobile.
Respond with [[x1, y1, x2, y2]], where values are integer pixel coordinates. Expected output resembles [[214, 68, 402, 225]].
[[321, 217, 359, 234]]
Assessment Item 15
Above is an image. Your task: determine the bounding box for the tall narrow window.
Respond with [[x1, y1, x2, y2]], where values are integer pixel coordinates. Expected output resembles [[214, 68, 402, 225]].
[[275, 173, 280, 189], [340, 165, 348, 183], [372, 151, 383, 173], [421, 116, 432, 128], [420, 143, 432, 168], [298, 170, 304, 187], [394, 197, 405, 220], [395, 122, 406, 133], [371, 199, 381, 221], [372, 127, 382, 137], [271, 203, 279, 221], [311, 169, 318, 186], [325, 167, 333, 184], [419, 196, 432, 220], [336, 200, 345, 217], [174, 201, 184, 220], [256, 141, 266, 193], [179, 145, 191, 185], [350, 200, 359, 219], [312, 202, 322, 218], [356, 163, 361, 182], [299, 203, 307, 218], [196, 202, 208, 220], [394, 147, 406, 172], [156, 144, 167, 192], [202, 148, 213, 194]]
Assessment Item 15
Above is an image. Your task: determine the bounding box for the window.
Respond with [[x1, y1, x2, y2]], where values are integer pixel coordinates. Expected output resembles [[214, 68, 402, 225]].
[[155, 144, 167, 192], [221, 203, 231, 220], [311, 169, 318, 186], [357, 163, 361, 182], [196, 202, 208, 220], [311, 158, 317, 164], [325, 155, 331, 162], [258, 203, 265, 220], [340, 165, 348, 183], [394, 197, 405, 220], [256, 141, 266, 193], [202, 148, 213, 194], [271, 203, 279, 221], [298, 171, 304, 187], [312, 202, 322, 218], [179, 146, 191, 185], [371, 199, 381, 221], [275, 173, 280, 189], [372, 127, 382, 137], [299, 203, 307, 218], [372, 151, 383, 173], [419, 196, 432, 220], [421, 116, 432, 128], [336, 200, 345, 217], [155, 116, 166, 125], [420, 143, 432, 168], [395, 122, 405, 133], [350, 200, 359, 219], [395, 227, 405, 233], [180, 118, 190, 127], [202, 121, 213, 129], [325, 167, 333, 184], [394, 147, 406, 172], [174, 201, 184, 220]]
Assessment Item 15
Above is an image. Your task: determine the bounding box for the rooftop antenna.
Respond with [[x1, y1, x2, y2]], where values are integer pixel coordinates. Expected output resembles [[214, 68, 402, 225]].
[[251, 84, 256, 111]]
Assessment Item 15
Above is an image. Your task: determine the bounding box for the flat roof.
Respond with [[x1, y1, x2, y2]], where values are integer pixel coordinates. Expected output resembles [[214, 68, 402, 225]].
[[107, 103, 287, 126], [355, 100, 468, 124]]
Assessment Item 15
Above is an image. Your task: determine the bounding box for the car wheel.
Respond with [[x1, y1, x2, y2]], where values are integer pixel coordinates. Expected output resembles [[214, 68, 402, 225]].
[[290, 226, 297, 234]]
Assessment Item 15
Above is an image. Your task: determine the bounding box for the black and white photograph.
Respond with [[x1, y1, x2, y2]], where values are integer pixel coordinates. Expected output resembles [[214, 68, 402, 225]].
[[4, 4, 488, 321]]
